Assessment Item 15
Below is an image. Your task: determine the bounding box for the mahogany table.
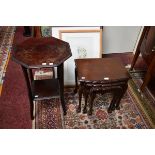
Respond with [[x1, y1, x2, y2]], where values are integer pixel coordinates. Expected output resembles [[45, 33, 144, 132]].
[[12, 37, 72, 120], [74, 58, 130, 115]]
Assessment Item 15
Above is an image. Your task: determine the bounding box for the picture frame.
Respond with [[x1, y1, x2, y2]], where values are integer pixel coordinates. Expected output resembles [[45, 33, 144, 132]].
[[57, 28, 103, 85], [59, 29, 103, 58]]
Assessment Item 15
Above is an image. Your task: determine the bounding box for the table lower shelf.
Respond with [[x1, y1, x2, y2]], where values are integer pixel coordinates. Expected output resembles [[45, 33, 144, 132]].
[[32, 79, 60, 101]]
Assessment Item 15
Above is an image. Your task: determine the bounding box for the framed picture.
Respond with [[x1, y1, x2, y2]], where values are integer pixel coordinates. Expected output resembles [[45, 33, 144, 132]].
[[58, 28, 103, 85]]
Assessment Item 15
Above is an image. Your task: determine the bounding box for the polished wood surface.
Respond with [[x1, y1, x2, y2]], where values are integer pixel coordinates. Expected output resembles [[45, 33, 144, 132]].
[[75, 58, 129, 81], [32, 79, 60, 100], [13, 35, 72, 119], [13, 37, 72, 68], [130, 26, 155, 91], [75, 58, 130, 115]]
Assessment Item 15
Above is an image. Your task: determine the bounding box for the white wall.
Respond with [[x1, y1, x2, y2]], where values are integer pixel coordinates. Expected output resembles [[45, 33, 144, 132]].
[[52, 26, 142, 54], [103, 26, 142, 54], [51, 26, 142, 85], [52, 26, 100, 37]]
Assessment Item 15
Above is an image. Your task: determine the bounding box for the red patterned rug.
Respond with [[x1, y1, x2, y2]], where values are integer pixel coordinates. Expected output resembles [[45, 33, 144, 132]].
[[34, 77, 154, 129]]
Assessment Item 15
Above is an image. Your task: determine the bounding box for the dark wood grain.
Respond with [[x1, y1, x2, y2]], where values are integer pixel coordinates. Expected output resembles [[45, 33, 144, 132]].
[[12, 37, 72, 68], [57, 63, 66, 115], [75, 58, 130, 115], [13, 36, 72, 120], [130, 26, 155, 91], [75, 58, 129, 81], [32, 79, 60, 100]]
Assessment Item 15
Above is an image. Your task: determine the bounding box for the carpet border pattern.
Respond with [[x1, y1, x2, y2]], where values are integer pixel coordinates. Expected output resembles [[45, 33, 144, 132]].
[[128, 79, 155, 128], [34, 79, 153, 129], [0, 26, 16, 95]]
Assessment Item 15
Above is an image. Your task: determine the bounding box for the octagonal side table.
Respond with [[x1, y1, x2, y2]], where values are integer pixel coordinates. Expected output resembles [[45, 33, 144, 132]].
[[12, 37, 72, 120]]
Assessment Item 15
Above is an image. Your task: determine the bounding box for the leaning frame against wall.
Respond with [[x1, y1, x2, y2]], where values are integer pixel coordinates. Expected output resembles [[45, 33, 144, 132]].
[[52, 27, 103, 85]]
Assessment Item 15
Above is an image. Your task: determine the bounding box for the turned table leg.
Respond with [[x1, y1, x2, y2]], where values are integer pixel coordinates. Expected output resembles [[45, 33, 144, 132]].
[[88, 91, 96, 115], [74, 67, 78, 94], [107, 87, 122, 113], [77, 83, 84, 113], [115, 84, 128, 110], [83, 87, 89, 114]]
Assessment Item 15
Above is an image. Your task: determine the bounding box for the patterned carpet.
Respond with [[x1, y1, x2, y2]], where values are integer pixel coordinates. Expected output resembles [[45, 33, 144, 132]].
[[129, 75, 155, 128], [0, 26, 16, 95], [34, 72, 155, 129]]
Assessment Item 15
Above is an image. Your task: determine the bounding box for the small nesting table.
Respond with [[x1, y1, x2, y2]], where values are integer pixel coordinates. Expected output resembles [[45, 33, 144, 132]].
[[74, 58, 130, 115], [12, 37, 72, 120]]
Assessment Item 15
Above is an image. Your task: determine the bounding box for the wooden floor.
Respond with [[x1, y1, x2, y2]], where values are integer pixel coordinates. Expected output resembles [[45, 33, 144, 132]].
[[103, 52, 155, 97]]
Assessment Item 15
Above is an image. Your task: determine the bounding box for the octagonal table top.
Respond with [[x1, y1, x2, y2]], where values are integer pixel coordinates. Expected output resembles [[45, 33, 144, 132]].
[[12, 37, 72, 68]]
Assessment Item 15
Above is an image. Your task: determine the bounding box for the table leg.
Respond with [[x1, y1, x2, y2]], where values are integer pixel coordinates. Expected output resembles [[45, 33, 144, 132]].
[[88, 91, 96, 115], [57, 63, 66, 115], [83, 87, 89, 114], [74, 67, 78, 94], [115, 84, 128, 110], [21, 66, 34, 120], [77, 83, 83, 113], [28, 68, 33, 83], [108, 88, 122, 113], [52, 67, 55, 79]]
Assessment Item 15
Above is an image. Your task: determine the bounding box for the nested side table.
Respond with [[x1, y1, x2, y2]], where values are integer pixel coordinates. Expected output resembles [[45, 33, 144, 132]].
[[74, 58, 130, 115], [13, 37, 72, 120]]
